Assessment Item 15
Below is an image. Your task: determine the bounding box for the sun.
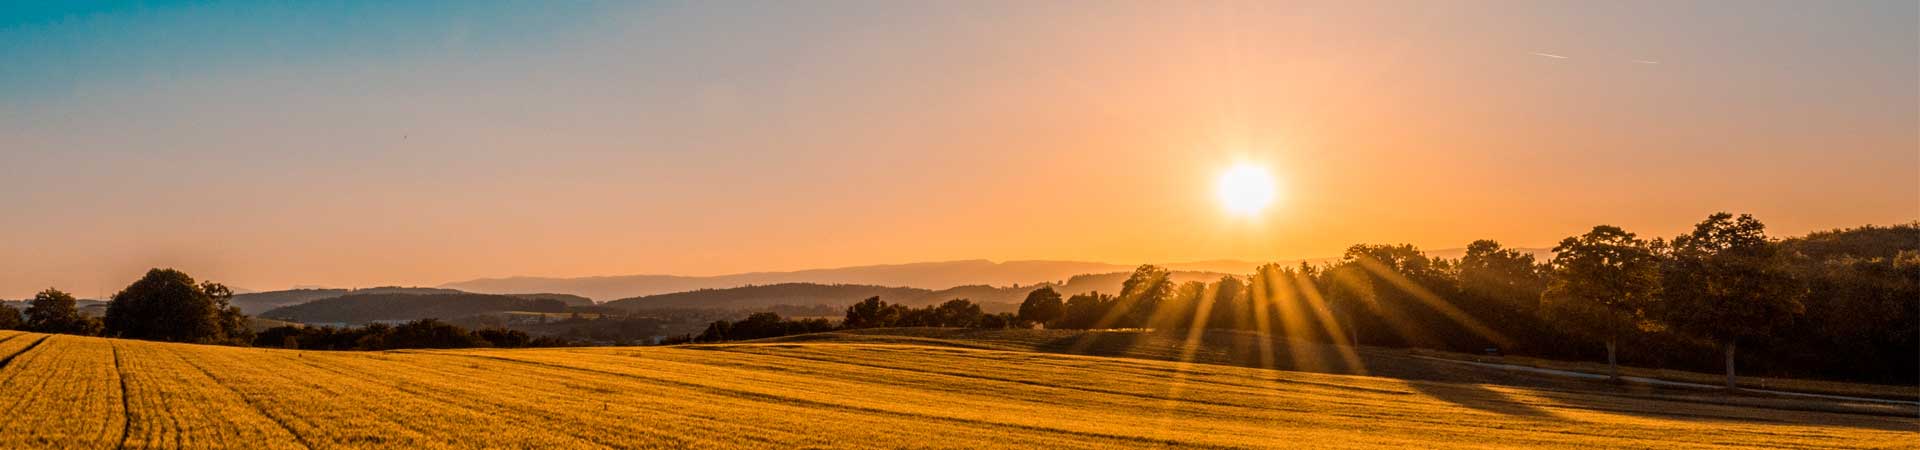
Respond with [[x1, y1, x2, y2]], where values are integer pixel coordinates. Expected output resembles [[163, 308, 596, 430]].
[[1217, 164, 1278, 216]]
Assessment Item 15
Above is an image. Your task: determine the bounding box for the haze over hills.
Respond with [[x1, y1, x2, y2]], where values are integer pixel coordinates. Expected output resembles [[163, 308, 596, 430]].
[[444, 249, 1551, 301], [607, 271, 1256, 312]]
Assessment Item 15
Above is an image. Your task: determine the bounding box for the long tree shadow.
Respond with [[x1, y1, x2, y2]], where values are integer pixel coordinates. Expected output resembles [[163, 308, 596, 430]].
[[1406, 380, 1558, 418], [1007, 329, 1917, 431]]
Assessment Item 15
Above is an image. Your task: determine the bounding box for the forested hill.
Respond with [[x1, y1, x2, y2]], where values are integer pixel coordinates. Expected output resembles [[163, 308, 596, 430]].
[[259, 293, 567, 324], [604, 284, 934, 310], [231, 287, 466, 315], [603, 270, 1231, 312]]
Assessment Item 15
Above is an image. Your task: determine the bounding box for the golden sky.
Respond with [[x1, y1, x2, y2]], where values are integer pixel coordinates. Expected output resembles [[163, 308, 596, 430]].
[[1, 1, 1915, 297]]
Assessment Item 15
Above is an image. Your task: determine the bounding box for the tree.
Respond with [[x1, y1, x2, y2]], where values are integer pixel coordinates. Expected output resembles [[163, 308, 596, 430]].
[[1657, 213, 1806, 389], [104, 269, 249, 344], [1056, 292, 1114, 329], [1320, 264, 1373, 347], [842, 296, 902, 329], [1114, 265, 1174, 328], [1458, 240, 1552, 352], [1540, 225, 1661, 381], [386, 318, 491, 349], [0, 303, 24, 330], [1016, 287, 1064, 327], [931, 299, 983, 328], [24, 288, 101, 335], [1206, 276, 1246, 331]]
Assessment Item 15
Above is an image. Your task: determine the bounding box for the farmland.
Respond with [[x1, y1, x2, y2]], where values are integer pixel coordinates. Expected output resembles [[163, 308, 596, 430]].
[[0, 329, 1912, 449]]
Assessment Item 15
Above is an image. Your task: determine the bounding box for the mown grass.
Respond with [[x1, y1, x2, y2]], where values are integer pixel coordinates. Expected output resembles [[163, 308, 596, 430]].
[[0, 329, 1912, 449]]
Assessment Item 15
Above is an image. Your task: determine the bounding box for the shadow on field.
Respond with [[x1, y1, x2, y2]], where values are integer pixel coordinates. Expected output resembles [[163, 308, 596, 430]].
[[753, 328, 1920, 431], [1406, 381, 1557, 418]]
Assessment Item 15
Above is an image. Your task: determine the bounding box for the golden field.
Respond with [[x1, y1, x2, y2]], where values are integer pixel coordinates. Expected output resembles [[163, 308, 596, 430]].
[[0, 329, 1912, 449]]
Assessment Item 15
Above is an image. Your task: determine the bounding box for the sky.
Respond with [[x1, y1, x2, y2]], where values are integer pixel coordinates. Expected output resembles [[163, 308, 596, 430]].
[[1, 1, 1915, 297]]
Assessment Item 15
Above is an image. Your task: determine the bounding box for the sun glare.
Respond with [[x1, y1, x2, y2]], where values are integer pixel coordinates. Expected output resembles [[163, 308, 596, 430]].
[[1217, 164, 1278, 216]]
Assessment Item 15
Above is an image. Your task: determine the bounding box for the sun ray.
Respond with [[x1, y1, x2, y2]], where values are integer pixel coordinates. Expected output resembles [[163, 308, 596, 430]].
[[1292, 271, 1368, 375], [1352, 257, 1514, 349]]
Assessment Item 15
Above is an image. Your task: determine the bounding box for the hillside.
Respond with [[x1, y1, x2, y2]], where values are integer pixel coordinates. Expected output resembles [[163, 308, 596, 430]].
[[258, 293, 567, 324], [444, 259, 1256, 300], [0, 330, 1908, 448], [604, 271, 1229, 312], [229, 287, 467, 315], [441, 252, 1552, 301]]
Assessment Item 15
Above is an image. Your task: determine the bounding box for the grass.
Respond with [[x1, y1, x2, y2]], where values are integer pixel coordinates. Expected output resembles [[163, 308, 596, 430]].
[[0, 328, 1913, 449]]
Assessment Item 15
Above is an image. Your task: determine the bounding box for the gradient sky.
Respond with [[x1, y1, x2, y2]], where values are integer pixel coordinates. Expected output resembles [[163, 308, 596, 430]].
[[2, 1, 1915, 297]]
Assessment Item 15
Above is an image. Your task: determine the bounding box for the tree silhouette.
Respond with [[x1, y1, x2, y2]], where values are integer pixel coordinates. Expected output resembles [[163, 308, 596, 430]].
[[842, 296, 902, 329], [932, 299, 983, 328], [1541, 225, 1660, 381], [1458, 240, 1553, 352], [1115, 265, 1174, 328], [24, 288, 101, 336], [0, 303, 20, 330], [1657, 213, 1806, 389], [1016, 287, 1064, 328], [1056, 291, 1113, 329], [104, 269, 248, 344], [1206, 275, 1245, 331]]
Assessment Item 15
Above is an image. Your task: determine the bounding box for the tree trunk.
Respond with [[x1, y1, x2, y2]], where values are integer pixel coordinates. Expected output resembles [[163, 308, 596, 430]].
[[1723, 340, 1738, 390], [1605, 339, 1619, 382], [1344, 311, 1358, 347]]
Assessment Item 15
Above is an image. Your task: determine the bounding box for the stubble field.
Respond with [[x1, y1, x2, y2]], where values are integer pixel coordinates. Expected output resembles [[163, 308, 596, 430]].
[[0, 329, 1912, 449]]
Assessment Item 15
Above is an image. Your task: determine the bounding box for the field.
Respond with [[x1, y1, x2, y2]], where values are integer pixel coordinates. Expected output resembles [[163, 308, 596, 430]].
[[0, 329, 1913, 449]]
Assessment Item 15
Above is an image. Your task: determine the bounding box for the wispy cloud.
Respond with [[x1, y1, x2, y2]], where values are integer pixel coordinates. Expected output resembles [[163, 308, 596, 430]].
[[1632, 59, 1660, 64], [1530, 52, 1568, 59]]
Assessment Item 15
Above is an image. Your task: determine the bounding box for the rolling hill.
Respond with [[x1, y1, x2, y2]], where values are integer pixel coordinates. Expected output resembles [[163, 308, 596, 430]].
[[258, 293, 568, 324], [443, 251, 1551, 301], [604, 270, 1230, 312], [0, 329, 1907, 448], [229, 287, 468, 315], [441, 259, 1263, 301]]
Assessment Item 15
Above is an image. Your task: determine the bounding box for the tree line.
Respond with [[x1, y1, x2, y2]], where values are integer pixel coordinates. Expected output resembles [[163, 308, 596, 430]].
[[686, 298, 1025, 343], [254, 319, 576, 350], [682, 214, 1916, 387], [0, 268, 570, 351]]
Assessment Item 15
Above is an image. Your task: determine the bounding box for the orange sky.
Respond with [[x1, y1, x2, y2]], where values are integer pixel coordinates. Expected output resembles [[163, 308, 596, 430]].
[[2, 1, 1915, 297]]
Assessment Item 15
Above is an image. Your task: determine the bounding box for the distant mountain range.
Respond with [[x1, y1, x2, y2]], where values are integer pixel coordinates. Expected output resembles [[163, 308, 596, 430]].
[[443, 250, 1551, 301]]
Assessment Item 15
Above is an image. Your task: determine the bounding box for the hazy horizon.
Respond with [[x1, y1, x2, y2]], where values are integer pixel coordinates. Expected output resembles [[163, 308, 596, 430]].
[[4, 1, 1916, 298]]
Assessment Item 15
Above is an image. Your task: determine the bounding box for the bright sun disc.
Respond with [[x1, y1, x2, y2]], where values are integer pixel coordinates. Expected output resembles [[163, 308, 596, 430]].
[[1217, 164, 1277, 216]]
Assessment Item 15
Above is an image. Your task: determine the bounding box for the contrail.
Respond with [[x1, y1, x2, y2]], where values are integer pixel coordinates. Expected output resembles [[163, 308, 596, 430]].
[[1530, 52, 1568, 59], [1632, 59, 1660, 64]]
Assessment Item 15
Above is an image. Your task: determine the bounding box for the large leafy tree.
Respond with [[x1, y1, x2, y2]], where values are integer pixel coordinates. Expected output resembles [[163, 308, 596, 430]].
[[1016, 287, 1064, 327], [1206, 275, 1246, 331], [842, 296, 902, 329], [1319, 263, 1374, 347], [1056, 292, 1113, 329], [1657, 213, 1806, 389], [24, 288, 102, 335], [1457, 240, 1552, 352], [1113, 265, 1174, 328], [931, 299, 983, 328], [103, 269, 249, 344], [1540, 226, 1661, 381]]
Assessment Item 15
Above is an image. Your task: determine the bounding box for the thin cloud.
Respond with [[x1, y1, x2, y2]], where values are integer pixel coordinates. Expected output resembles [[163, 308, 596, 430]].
[[1530, 52, 1569, 59], [1632, 59, 1660, 64]]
